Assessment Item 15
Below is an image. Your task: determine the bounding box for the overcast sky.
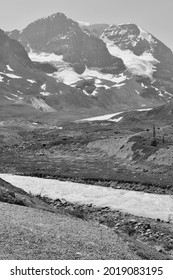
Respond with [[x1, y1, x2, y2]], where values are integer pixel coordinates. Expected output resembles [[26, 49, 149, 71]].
[[0, 0, 173, 50]]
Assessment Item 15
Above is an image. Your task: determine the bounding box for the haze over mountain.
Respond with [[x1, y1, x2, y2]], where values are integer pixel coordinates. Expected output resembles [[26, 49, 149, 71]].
[[1, 11, 173, 120]]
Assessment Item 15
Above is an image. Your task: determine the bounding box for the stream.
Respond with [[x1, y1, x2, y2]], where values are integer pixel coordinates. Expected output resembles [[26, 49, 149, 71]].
[[0, 173, 173, 222]]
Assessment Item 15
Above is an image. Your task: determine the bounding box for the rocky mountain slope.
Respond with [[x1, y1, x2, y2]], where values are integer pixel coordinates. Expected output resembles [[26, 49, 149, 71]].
[[101, 23, 173, 80], [0, 29, 81, 117], [8, 13, 124, 74], [3, 12, 173, 119]]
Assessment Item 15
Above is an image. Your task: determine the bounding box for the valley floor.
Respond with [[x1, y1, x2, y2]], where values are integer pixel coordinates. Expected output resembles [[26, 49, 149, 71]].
[[0, 112, 173, 259]]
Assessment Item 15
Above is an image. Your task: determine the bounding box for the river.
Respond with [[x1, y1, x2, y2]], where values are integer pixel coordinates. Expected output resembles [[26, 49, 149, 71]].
[[0, 173, 173, 222]]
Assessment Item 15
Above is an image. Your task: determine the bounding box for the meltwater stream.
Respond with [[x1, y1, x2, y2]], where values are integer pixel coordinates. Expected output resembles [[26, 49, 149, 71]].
[[0, 173, 173, 222]]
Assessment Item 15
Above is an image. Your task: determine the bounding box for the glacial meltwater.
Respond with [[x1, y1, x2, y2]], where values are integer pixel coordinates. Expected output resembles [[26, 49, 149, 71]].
[[0, 173, 173, 222]]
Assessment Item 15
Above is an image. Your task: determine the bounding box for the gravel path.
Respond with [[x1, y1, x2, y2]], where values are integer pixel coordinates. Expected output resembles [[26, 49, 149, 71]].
[[0, 202, 140, 260]]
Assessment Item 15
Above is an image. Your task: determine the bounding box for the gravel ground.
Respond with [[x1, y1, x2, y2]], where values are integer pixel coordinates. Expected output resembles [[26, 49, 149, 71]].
[[0, 202, 140, 260]]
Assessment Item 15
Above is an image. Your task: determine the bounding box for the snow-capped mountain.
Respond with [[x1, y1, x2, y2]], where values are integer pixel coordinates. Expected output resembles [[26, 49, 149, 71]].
[[101, 23, 173, 80], [3, 12, 173, 119], [8, 12, 124, 75], [0, 29, 98, 116]]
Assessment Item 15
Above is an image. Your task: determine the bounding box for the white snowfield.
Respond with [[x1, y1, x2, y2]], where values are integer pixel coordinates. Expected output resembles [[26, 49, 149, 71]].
[[136, 108, 152, 112], [40, 92, 51, 96], [102, 36, 159, 79], [28, 50, 127, 86], [0, 173, 173, 222], [76, 112, 124, 122], [76, 108, 153, 123], [27, 79, 36, 84], [4, 73, 22, 79], [6, 65, 13, 72], [0, 72, 22, 79]]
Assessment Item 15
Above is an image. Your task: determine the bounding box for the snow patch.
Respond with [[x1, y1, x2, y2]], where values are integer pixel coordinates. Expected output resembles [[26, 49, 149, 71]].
[[54, 68, 81, 85], [40, 92, 51, 96], [0, 75, 3, 82], [95, 79, 102, 84], [83, 68, 126, 84], [5, 96, 15, 100], [158, 91, 163, 97], [112, 83, 126, 88], [3, 73, 22, 79], [102, 36, 159, 79], [41, 83, 46, 90], [141, 83, 148, 88], [136, 108, 152, 111], [6, 65, 13, 72], [77, 111, 124, 122], [139, 27, 153, 43], [27, 79, 36, 83], [109, 116, 123, 122], [29, 51, 63, 63], [30, 97, 55, 112], [11, 93, 18, 98]]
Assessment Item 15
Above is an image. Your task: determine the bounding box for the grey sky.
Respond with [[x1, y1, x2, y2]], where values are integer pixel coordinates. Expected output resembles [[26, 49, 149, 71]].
[[0, 0, 173, 50]]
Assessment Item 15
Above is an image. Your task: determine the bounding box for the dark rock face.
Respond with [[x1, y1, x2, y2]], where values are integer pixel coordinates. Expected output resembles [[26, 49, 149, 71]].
[[75, 79, 96, 94], [33, 61, 57, 73], [83, 24, 109, 37], [102, 24, 173, 80], [0, 29, 31, 66], [103, 24, 147, 54], [8, 13, 125, 73]]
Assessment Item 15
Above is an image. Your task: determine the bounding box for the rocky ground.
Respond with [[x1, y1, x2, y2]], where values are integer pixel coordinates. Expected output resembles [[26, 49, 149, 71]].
[[0, 115, 173, 190], [49, 198, 173, 258], [0, 114, 173, 259], [0, 178, 170, 260]]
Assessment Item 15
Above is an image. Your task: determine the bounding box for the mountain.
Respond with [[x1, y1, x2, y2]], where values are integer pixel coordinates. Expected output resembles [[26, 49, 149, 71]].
[[101, 23, 173, 81], [4, 13, 173, 120], [0, 28, 99, 118], [81, 23, 109, 37], [8, 13, 124, 75]]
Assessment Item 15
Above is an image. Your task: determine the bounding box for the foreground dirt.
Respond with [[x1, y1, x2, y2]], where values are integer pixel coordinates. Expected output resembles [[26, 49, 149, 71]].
[[49, 198, 173, 259], [0, 179, 170, 260], [0, 201, 142, 260]]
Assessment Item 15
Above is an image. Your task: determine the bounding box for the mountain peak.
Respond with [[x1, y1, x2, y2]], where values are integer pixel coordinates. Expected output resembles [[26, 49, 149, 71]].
[[35, 12, 68, 22], [104, 23, 152, 43]]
